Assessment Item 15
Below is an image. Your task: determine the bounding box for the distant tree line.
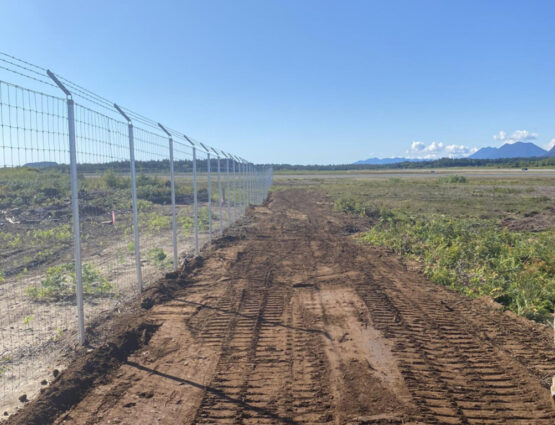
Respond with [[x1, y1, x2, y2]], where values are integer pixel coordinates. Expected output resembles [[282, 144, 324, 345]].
[[263, 156, 555, 171], [25, 156, 555, 174]]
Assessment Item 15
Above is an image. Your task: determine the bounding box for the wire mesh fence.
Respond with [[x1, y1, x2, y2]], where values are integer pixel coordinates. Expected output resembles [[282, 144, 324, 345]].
[[0, 53, 273, 412]]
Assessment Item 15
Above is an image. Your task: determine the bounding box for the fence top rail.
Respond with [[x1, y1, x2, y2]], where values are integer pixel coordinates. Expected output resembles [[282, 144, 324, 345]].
[[0, 52, 259, 167], [0, 78, 65, 102]]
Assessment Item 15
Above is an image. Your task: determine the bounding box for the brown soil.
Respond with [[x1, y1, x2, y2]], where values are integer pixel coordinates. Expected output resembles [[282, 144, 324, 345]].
[[5, 189, 555, 425], [500, 206, 555, 232]]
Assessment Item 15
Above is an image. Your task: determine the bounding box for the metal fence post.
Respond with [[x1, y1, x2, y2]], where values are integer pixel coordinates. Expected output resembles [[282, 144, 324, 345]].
[[237, 156, 244, 214], [192, 146, 199, 255], [248, 163, 252, 205], [224, 153, 231, 226], [47, 70, 85, 345], [212, 148, 224, 236], [114, 104, 143, 291], [158, 124, 178, 270], [200, 143, 212, 243], [237, 158, 243, 214], [241, 159, 246, 211], [232, 156, 237, 221]]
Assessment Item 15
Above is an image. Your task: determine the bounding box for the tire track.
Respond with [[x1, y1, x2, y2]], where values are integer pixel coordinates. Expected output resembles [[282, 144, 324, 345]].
[[354, 271, 555, 424]]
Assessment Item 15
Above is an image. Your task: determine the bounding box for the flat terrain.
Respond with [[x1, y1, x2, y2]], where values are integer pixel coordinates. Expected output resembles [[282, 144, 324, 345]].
[[7, 189, 555, 425]]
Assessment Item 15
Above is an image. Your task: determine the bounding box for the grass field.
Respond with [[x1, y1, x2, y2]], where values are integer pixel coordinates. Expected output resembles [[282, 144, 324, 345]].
[[276, 170, 555, 322]]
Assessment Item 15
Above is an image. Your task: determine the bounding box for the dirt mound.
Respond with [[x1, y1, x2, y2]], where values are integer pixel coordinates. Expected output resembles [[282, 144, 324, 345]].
[[501, 206, 555, 232]]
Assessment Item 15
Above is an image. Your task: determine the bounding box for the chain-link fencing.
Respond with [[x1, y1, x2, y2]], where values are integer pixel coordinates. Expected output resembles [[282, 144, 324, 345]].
[[0, 53, 273, 411]]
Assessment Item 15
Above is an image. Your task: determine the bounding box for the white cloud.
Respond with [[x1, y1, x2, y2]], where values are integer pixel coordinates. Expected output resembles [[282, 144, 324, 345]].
[[411, 141, 426, 151], [545, 139, 555, 151], [407, 141, 477, 159], [493, 130, 506, 141], [493, 129, 537, 144]]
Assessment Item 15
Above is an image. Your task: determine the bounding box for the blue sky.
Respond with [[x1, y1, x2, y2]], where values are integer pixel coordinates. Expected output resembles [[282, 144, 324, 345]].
[[2, 0, 555, 164]]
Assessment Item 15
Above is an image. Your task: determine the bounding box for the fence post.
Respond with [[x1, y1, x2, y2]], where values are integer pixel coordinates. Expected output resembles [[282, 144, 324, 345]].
[[248, 162, 252, 205], [47, 70, 85, 345], [237, 156, 243, 214], [224, 153, 231, 226], [212, 148, 224, 236], [231, 155, 237, 222], [241, 159, 246, 211], [200, 143, 212, 243], [237, 158, 243, 214], [158, 124, 178, 270], [192, 146, 199, 255], [114, 104, 143, 291]]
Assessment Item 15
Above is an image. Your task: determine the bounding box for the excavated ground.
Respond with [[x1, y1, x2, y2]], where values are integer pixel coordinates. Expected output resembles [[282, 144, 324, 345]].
[[6, 189, 555, 425]]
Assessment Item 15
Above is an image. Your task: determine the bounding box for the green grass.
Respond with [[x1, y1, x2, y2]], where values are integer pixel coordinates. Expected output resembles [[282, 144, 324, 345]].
[[146, 247, 171, 270], [324, 175, 555, 322]]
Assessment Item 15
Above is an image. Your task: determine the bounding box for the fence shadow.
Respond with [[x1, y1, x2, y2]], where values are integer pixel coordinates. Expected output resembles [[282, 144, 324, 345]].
[[126, 361, 299, 424]]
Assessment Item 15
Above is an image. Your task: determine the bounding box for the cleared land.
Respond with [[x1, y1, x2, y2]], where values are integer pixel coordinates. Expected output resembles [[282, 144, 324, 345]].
[[5, 185, 554, 425], [0, 168, 224, 411]]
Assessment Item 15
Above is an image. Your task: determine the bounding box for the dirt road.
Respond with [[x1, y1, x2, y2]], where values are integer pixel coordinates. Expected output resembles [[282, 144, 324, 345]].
[[7, 189, 555, 425]]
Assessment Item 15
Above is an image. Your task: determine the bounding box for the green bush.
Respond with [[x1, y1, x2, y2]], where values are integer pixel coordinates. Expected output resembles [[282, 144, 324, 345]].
[[26, 263, 115, 301], [147, 247, 171, 270], [198, 206, 218, 230], [141, 211, 172, 232], [439, 175, 467, 184], [101, 170, 130, 189], [361, 211, 554, 321], [181, 215, 193, 235], [333, 196, 391, 219]]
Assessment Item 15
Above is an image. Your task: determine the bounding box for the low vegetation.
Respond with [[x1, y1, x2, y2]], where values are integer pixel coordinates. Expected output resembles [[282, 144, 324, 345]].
[[1, 166, 220, 302], [26, 262, 115, 301], [329, 175, 555, 322]]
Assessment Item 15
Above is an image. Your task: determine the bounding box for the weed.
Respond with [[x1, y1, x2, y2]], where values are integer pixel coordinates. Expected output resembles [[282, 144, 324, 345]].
[[439, 175, 467, 184], [147, 247, 171, 270], [53, 326, 64, 341], [141, 211, 171, 233], [180, 215, 193, 235], [26, 263, 115, 301]]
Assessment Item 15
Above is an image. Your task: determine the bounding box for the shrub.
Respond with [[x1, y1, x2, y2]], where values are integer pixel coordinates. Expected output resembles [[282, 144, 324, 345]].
[[147, 247, 171, 270], [333, 196, 390, 219], [198, 206, 217, 231], [101, 170, 130, 189], [361, 210, 554, 322], [181, 215, 193, 235], [26, 263, 115, 301], [439, 175, 467, 184]]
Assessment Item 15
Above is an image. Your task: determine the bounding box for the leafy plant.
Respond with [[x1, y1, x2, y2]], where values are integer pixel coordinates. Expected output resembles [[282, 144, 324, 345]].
[[23, 315, 34, 326], [53, 326, 64, 341], [180, 215, 194, 235], [439, 175, 467, 184], [198, 206, 215, 231], [147, 247, 171, 270], [101, 170, 130, 189], [141, 211, 171, 232], [26, 263, 115, 301]]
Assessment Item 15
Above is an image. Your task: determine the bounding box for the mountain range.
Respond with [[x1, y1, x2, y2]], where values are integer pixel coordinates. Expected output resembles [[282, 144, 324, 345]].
[[354, 142, 555, 165]]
